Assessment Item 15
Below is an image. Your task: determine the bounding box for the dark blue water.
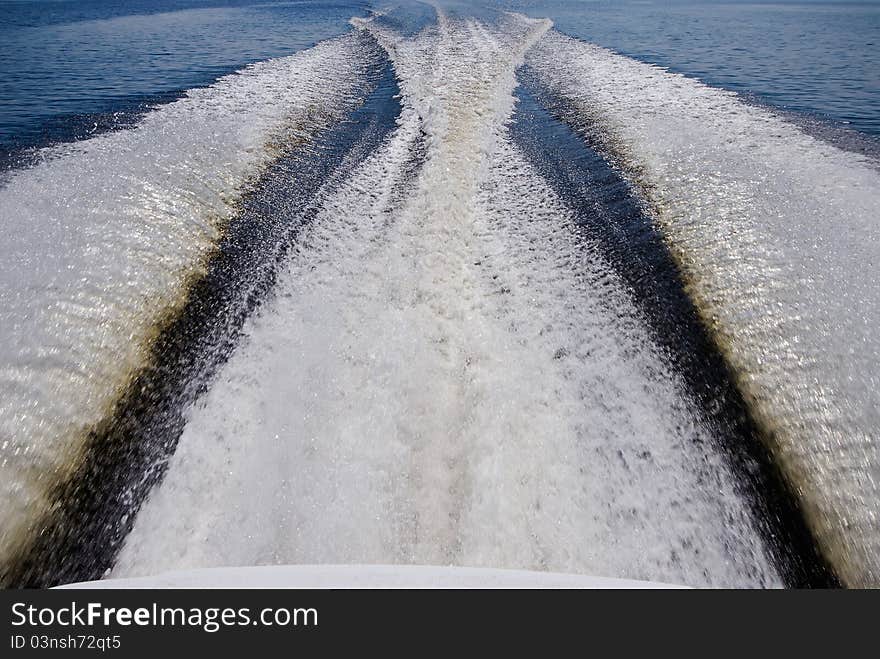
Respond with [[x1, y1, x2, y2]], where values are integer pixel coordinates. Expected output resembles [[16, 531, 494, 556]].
[[499, 0, 880, 136], [0, 0, 366, 154], [1, 0, 878, 158]]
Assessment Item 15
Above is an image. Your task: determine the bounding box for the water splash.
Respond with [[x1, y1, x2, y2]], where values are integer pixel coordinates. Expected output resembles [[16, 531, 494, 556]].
[[525, 28, 880, 586], [114, 10, 783, 587], [0, 32, 382, 576]]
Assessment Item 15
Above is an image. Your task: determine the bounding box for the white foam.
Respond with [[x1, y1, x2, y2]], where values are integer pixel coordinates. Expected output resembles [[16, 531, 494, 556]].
[[526, 29, 880, 586], [0, 33, 379, 564], [114, 12, 780, 587]]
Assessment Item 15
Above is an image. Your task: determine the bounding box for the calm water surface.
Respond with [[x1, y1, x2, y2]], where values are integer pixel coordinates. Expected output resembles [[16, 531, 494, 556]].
[[1, 0, 878, 156], [0, 0, 366, 154], [499, 0, 880, 135]]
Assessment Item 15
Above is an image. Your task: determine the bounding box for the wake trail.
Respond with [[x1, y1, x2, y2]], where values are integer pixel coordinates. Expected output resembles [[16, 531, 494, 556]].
[[526, 29, 880, 587], [0, 32, 381, 577], [115, 11, 780, 587]]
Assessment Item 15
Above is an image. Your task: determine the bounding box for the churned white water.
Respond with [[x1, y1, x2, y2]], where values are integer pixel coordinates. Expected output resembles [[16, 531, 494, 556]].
[[526, 29, 880, 586], [114, 12, 781, 587], [0, 33, 379, 565]]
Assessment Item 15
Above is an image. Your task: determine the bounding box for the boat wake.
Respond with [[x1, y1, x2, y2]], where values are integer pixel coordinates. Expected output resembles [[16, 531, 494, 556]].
[[1, 5, 877, 588], [0, 31, 384, 582], [524, 29, 880, 587], [115, 10, 780, 588]]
